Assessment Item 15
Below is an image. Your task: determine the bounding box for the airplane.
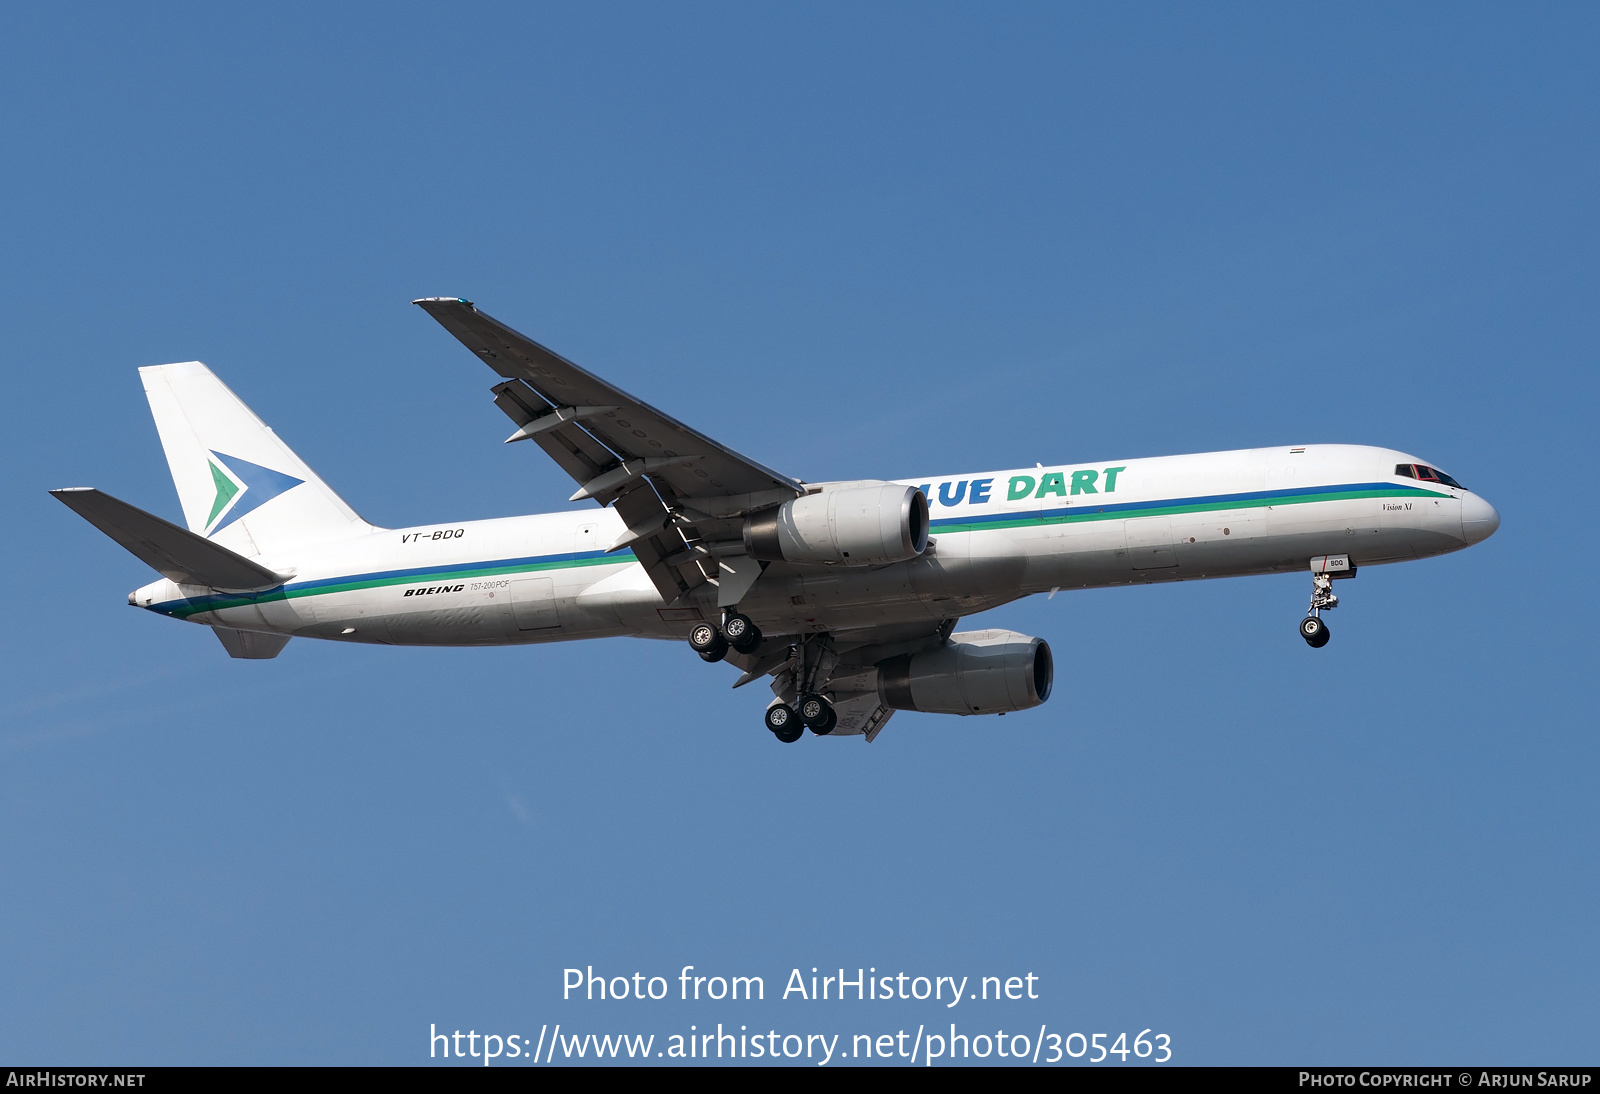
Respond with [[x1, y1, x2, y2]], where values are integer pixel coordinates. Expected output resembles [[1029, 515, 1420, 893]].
[[52, 298, 1501, 744]]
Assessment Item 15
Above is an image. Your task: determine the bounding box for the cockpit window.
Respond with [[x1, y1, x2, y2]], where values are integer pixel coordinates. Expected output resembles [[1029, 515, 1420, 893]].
[[1395, 463, 1464, 490]]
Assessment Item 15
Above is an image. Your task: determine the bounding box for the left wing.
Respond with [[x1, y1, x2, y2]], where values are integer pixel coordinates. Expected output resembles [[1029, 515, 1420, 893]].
[[414, 298, 804, 603]]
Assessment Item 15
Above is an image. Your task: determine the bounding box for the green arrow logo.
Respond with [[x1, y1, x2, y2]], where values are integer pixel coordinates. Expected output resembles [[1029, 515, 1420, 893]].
[[206, 459, 240, 527]]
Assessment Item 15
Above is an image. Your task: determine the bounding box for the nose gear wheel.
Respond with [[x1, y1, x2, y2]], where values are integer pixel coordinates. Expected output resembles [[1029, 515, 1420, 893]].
[[1300, 570, 1339, 648], [1299, 615, 1330, 647]]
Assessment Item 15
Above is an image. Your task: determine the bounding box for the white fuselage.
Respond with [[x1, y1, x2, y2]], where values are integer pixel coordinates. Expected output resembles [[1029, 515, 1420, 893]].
[[132, 444, 1498, 645]]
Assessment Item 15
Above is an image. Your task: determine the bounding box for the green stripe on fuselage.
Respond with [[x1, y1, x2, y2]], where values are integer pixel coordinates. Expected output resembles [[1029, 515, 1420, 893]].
[[928, 485, 1448, 534], [164, 552, 625, 620]]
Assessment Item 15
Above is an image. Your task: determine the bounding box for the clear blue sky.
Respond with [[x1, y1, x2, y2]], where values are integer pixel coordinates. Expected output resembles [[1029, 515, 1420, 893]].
[[2, 3, 1595, 1066]]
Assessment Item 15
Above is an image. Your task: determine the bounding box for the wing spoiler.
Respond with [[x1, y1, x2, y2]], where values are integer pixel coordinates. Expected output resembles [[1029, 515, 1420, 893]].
[[51, 488, 288, 592]]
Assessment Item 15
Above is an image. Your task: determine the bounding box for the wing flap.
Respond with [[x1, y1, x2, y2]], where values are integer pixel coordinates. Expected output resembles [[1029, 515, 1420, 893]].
[[490, 380, 620, 490], [612, 483, 701, 603], [831, 695, 895, 741]]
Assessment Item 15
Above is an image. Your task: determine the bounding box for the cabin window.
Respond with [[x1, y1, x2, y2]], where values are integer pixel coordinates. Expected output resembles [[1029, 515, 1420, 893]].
[[1395, 463, 1464, 490]]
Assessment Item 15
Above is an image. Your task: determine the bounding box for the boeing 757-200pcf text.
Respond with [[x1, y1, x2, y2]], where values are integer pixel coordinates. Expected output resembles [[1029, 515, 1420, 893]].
[[52, 299, 1500, 743]]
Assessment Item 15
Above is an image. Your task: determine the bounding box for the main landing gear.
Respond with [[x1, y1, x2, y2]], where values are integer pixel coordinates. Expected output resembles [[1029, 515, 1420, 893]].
[[688, 613, 834, 745], [721, 612, 761, 652], [1299, 615, 1330, 648], [763, 694, 836, 743], [688, 621, 727, 662], [798, 693, 837, 736], [1300, 571, 1337, 648], [687, 612, 764, 663], [765, 702, 804, 744], [756, 633, 838, 743]]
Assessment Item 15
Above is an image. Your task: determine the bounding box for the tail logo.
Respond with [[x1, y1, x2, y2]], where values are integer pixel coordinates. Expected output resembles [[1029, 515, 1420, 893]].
[[203, 451, 305, 535]]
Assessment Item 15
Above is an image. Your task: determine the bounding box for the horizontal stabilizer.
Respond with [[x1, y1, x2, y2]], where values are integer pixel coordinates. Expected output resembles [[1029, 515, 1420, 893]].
[[50, 488, 288, 592], [212, 627, 291, 659]]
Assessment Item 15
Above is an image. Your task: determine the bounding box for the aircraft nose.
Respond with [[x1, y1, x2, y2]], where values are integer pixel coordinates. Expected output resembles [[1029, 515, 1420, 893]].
[[1461, 492, 1500, 545]]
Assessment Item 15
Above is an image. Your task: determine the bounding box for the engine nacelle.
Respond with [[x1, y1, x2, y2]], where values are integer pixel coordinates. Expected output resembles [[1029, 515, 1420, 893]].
[[744, 483, 929, 566], [877, 629, 1053, 715]]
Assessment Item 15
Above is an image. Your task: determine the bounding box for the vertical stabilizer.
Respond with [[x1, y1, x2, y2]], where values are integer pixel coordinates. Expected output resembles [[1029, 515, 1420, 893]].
[[140, 362, 373, 556]]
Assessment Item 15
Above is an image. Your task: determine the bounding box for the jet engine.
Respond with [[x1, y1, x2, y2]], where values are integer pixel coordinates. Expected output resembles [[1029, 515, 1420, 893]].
[[743, 483, 929, 566], [876, 629, 1053, 715]]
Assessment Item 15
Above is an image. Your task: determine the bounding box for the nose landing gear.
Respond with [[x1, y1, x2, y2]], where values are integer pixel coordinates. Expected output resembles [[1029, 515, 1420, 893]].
[[1300, 570, 1338, 648], [1299, 614, 1330, 647]]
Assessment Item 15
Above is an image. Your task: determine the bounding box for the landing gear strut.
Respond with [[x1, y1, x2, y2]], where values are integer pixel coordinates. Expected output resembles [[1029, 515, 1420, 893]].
[[1300, 571, 1337, 648], [761, 633, 839, 740]]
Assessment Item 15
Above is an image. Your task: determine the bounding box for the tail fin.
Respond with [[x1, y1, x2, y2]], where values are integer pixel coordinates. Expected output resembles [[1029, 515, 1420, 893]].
[[139, 362, 373, 555]]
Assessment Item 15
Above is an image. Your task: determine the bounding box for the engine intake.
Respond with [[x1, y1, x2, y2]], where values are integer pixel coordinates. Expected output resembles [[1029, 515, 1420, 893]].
[[744, 483, 928, 566], [877, 629, 1053, 715]]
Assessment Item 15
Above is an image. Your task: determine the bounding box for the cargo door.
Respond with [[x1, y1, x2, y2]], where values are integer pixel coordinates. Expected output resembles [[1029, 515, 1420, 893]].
[[509, 575, 560, 631], [1124, 516, 1177, 569]]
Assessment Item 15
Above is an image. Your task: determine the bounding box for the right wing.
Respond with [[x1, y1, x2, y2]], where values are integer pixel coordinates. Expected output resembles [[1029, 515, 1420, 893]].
[[414, 298, 805, 603]]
